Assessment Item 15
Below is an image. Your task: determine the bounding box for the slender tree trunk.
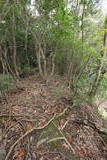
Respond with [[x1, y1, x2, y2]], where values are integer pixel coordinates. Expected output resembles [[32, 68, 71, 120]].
[[89, 16, 107, 96], [12, 11, 19, 77]]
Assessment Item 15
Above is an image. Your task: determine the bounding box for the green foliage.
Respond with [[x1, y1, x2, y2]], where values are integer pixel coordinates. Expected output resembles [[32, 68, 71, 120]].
[[0, 74, 13, 91], [97, 73, 107, 99], [52, 85, 63, 98], [20, 64, 36, 77], [0, 0, 106, 99]]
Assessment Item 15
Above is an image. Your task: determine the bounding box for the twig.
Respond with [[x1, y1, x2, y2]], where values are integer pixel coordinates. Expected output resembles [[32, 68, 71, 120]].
[[47, 135, 75, 154], [61, 120, 69, 130], [56, 108, 68, 119], [21, 118, 38, 122], [6, 121, 22, 133], [47, 137, 65, 143], [52, 121, 75, 154], [5, 115, 56, 160]]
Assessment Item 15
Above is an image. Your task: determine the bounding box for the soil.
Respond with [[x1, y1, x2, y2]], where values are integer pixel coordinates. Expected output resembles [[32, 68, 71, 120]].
[[0, 75, 107, 160]]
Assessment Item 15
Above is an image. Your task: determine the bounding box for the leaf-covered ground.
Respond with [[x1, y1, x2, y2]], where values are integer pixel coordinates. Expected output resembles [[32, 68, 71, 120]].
[[0, 76, 107, 160]]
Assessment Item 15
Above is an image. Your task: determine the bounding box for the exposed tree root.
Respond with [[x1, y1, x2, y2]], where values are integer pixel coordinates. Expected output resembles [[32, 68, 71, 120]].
[[5, 115, 56, 160], [5, 107, 69, 160]]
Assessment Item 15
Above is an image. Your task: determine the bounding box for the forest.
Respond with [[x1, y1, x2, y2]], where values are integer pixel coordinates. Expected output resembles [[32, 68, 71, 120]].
[[0, 0, 107, 159]]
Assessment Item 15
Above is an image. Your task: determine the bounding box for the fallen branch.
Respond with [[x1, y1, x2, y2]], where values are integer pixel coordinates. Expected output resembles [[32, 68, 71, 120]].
[[73, 119, 107, 147], [52, 121, 75, 154], [73, 119, 107, 135], [47, 137, 65, 143], [47, 135, 75, 154], [5, 115, 56, 160]]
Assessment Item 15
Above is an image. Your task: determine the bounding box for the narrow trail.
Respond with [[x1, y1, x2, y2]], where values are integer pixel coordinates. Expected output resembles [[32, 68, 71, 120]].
[[0, 76, 107, 160], [1, 76, 68, 118]]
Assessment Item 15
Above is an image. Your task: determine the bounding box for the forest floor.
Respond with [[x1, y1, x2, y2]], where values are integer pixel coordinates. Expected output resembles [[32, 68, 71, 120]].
[[0, 75, 107, 160]]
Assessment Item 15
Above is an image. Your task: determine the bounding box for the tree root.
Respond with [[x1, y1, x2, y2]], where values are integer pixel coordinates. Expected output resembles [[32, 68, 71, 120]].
[[5, 115, 56, 160], [5, 107, 69, 160]]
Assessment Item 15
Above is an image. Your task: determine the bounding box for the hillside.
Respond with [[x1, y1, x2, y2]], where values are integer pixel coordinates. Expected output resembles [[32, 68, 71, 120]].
[[0, 76, 107, 160]]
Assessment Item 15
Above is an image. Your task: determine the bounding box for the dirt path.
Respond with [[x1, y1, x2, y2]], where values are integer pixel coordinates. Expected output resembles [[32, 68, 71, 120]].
[[1, 76, 69, 117], [0, 76, 107, 160]]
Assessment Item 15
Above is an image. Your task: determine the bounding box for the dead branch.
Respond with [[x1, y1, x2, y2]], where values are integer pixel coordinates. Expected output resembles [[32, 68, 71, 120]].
[[52, 121, 75, 154], [5, 115, 56, 160]]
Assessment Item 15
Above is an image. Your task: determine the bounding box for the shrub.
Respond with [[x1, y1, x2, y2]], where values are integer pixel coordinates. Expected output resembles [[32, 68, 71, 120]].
[[0, 74, 13, 91]]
